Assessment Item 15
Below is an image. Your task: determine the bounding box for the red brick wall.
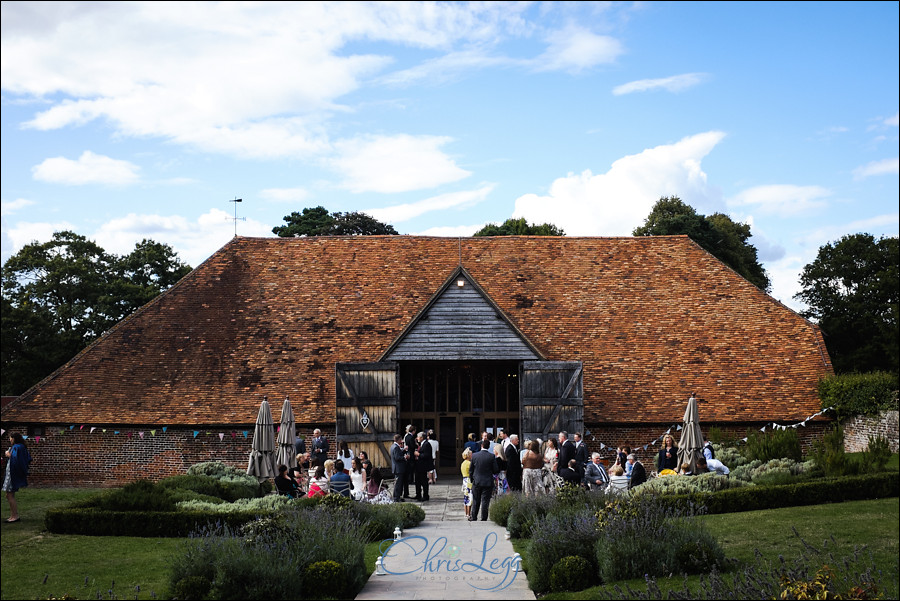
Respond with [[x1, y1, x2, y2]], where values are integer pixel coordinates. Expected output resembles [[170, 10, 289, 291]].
[[15, 424, 335, 487]]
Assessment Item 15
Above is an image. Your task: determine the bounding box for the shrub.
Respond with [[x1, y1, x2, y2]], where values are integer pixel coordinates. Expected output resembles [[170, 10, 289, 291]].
[[819, 371, 899, 421], [550, 555, 594, 593], [744, 427, 802, 463], [861, 435, 892, 474], [594, 500, 725, 584], [304, 560, 345, 598], [631, 472, 749, 497], [714, 445, 750, 470], [96, 480, 175, 512], [489, 491, 521, 527], [393, 502, 426, 529], [170, 574, 212, 600], [527, 509, 599, 593], [507, 494, 556, 539], [167, 507, 367, 600], [730, 457, 815, 484], [811, 424, 859, 477], [555, 483, 588, 506]]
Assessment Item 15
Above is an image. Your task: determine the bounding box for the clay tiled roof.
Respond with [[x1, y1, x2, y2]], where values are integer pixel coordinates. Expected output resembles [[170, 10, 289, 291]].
[[2, 235, 832, 426]]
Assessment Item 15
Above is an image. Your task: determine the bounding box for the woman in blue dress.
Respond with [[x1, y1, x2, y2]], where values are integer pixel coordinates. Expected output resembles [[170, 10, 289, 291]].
[[3, 432, 32, 523]]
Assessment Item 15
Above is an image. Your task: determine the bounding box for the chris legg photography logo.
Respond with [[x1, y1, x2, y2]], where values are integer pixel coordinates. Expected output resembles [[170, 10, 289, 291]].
[[379, 532, 520, 591]]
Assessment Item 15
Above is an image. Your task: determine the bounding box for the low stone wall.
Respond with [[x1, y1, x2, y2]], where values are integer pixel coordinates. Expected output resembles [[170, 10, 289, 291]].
[[842, 410, 899, 453]]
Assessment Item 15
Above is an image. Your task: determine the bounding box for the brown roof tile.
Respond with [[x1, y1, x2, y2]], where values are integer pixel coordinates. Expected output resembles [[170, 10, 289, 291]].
[[2, 235, 832, 426]]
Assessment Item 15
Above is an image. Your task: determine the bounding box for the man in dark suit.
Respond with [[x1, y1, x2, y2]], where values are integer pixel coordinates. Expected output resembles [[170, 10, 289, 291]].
[[574, 432, 589, 479], [390, 434, 408, 502], [583, 452, 610, 490], [414, 431, 433, 501], [403, 424, 416, 498], [558, 431, 576, 473], [504, 434, 522, 491], [627, 454, 647, 489], [311, 429, 328, 467], [469, 439, 499, 521]]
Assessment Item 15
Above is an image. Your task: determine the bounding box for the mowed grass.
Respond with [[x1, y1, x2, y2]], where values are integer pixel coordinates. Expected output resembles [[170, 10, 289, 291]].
[[1, 488, 182, 600], [540, 496, 900, 600]]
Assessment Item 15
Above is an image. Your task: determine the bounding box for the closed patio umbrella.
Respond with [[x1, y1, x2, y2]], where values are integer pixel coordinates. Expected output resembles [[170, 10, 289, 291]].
[[247, 396, 277, 482], [676, 394, 704, 475], [274, 397, 297, 471]]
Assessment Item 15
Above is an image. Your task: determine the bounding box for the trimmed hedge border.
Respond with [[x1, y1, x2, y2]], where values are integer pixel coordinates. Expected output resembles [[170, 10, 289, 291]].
[[658, 472, 898, 515], [45, 507, 267, 537]]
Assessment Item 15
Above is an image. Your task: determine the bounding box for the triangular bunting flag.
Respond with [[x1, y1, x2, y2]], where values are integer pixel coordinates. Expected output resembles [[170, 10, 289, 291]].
[[676, 425, 682, 431], [219, 433, 225, 441], [242, 431, 248, 438], [139, 431, 145, 439], [193, 431, 200, 438], [163, 427, 168, 433], [90, 427, 96, 433], [150, 430, 156, 436]]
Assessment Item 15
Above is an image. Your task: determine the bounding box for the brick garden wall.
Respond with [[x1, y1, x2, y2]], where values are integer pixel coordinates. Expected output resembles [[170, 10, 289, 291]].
[[842, 410, 899, 453], [15, 424, 335, 487]]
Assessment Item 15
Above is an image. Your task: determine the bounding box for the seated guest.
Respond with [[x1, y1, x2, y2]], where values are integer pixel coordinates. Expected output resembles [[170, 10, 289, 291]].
[[296, 452, 312, 472], [307, 466, 328, 498], [583, 452, 609, 491], [558, 459, 581, 485], [366, 465, 383, 498], [358, 451, 373, 483], [349, 457, 367, 500], [323, 459, 336, 480], [289, 466, 306, 492], [274, 464, 299, 498], [679, 462, 693, 476], [329, 459, 352, 497], [608, 464, 630, 493], [696, 457, 730, 476]]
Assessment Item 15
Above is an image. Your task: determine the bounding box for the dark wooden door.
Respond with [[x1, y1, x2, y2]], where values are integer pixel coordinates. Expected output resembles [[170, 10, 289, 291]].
[[335, 362, 398, 467], [520, 361, 584, 442]]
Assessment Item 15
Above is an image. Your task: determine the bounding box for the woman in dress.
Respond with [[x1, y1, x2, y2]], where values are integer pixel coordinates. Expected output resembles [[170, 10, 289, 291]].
[[543, 438, 559, 471], [337, 441, 354, 465], [657, 435, 679, 472], [521, 440, 545, 497], [493, 442, 508, 496], [307, 466, 329, 498], [460, 448, 473, 519], [3, 433, 31, 523], [349, 457, 367, 500]]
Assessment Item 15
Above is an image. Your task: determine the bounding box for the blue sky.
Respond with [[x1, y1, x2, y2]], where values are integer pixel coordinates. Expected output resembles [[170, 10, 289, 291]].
[[2, 1, 897, 312]]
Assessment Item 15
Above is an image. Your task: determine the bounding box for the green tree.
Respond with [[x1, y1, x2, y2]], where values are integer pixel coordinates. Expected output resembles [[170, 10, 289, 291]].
[[272, 206, 398, 237], [794, 233, 899, 375], [633, 196, 770, 291], [473, 217, 565, 236], [1, 231, 192, 395]]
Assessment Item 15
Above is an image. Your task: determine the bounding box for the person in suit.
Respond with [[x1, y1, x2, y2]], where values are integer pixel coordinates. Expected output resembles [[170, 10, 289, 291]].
[[468, 439, 499, 521], [558, 431, 576, 473], [414, 431, 433, 501], [390, 434, 409, 502], [627, 454, 647, 489], [558, 459, 581, 485], [573, 432, 589, 479], [311, 429, 329, 467], [403, 424, 416, 498], [504, 434, 523, 491], [583, 452, 609, 490]]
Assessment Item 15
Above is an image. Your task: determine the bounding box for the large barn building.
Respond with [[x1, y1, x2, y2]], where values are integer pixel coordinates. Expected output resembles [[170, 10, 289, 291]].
[[1, 235, 833, 485]]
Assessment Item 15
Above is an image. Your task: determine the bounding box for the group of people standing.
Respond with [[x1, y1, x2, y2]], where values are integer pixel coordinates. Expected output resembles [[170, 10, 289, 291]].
[[390, 425, 439, 503]]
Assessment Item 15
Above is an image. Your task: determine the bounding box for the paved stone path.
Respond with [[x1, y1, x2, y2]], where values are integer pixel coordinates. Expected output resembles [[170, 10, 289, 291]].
[[354, 477, 535, 600]]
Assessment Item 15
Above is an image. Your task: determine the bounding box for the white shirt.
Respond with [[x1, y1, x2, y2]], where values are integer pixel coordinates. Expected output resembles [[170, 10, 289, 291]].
[[704, 458, 730, 475]]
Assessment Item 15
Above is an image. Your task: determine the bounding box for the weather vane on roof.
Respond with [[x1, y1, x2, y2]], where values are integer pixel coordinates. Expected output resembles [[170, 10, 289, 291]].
[[228, 197, 245, 237]]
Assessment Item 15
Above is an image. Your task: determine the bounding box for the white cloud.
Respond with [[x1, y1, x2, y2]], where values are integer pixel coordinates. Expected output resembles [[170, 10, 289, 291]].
[[5, 220, 78, 253], [853, 158, 899, 180], [0, 198, 36, 216], [93, 209, 273, 266], [727, 185, 832, 216], [330, 134, 471, 194], [366, 184, 495, 224], [413, 223, 485, 237], [533, 26, 623, 73], [512, 131, 727, 236], [613, 73, 707, 95], [31, 151, 140, 186], [259, 187, 311, 203], [883, 112, 899, 127]]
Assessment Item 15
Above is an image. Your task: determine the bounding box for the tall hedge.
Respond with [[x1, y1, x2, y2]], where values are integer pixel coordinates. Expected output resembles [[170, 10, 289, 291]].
[[819, 372, 899, 421]]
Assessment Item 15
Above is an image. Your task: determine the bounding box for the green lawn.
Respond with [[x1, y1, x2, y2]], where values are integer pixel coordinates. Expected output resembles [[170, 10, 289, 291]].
[[539, 496, 900, 600], [3, 486, 898, 600]]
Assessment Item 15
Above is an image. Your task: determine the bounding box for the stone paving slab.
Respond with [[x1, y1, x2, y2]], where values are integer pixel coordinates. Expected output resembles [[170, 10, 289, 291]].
[[355, 478, 535, 600]]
